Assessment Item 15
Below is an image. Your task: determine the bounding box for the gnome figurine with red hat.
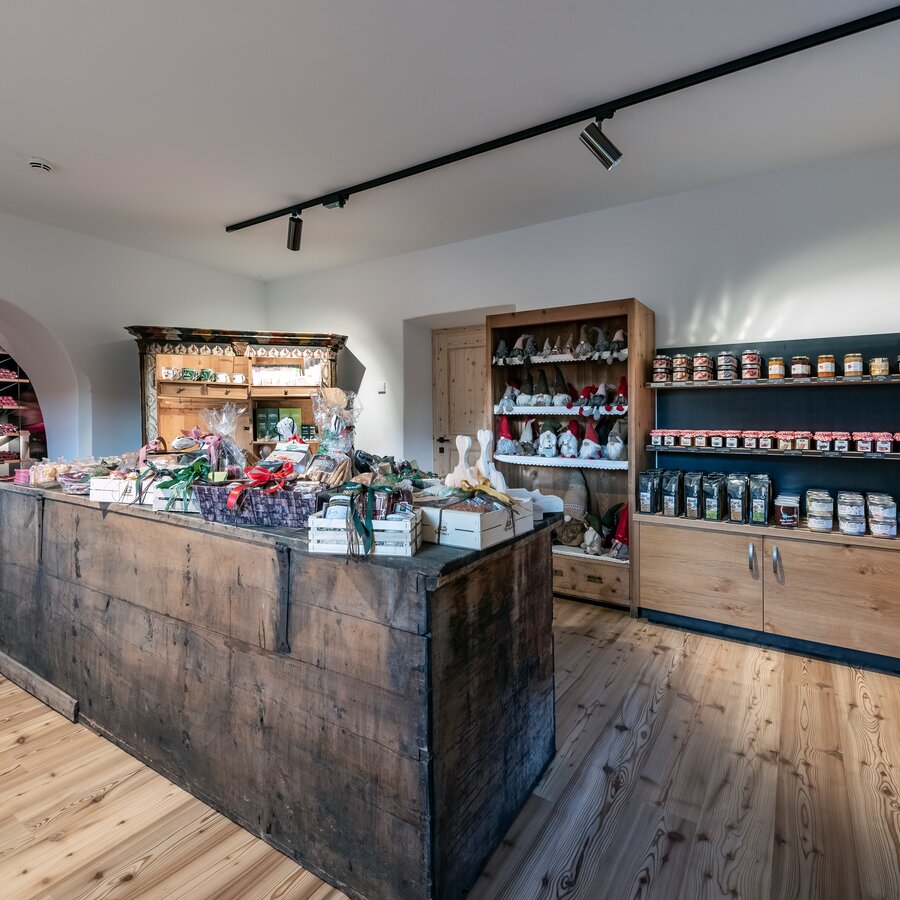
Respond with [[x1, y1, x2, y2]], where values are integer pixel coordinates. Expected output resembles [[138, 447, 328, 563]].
[[496, 415, 518, 456], [557, 420, 581, 458], [610, 504, 630, 560], [569, 384, 597, 414], [578, 420, 603, 459]]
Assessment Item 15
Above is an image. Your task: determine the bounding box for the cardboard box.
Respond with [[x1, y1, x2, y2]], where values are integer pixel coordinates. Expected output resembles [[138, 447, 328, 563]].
[[417, 499, 533, 550]]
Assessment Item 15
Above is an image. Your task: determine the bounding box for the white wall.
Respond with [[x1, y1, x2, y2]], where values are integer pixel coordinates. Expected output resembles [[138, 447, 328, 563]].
[[3, 147, 899, 463], [267, 148, 900, 465], [0, 211, 264, 457]]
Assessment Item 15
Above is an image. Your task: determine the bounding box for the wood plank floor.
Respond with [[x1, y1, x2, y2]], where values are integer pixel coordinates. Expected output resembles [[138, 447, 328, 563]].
[[470, 599, 900, 900], [0, 674, 344, 900], [1, 599, 898, 899]]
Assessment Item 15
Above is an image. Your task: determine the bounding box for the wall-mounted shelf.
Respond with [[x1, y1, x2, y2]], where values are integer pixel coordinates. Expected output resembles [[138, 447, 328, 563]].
[[647, 374, 900, 390], [0, 378, 29, 384], [495, 454, 628, 470], [647, 444, 900, 461], [493, 404, 627, 417]]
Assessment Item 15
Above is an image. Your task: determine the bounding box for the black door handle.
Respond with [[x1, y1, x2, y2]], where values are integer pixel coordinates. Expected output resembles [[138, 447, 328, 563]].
[[436, 436, 451, 444]]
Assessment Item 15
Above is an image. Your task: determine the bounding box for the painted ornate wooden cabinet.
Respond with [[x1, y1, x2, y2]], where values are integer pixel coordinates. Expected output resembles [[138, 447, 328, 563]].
[[126, 326, 346, 453]]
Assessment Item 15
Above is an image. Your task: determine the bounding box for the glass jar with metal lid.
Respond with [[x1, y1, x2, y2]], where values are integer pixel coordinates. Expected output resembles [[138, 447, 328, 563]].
[[817, 354, 835, 378], [844, 352, 863, 376], [767, 357, 785, 379], [790, 355, 811, 378], [869, 357, 890, 377]]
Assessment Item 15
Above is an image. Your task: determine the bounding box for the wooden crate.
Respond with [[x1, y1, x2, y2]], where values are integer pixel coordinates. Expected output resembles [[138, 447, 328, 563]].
[[309, 509, 423, 556], [417, 501, 533, 550]]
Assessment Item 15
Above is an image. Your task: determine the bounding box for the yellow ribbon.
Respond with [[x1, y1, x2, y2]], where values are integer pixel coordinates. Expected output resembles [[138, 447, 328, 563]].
[[458, 476, 514, 506]]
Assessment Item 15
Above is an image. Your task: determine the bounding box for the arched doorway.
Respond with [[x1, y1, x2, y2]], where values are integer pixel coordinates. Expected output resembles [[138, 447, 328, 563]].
[[0, 297, 87, 459], [0, 346, 45, 470]]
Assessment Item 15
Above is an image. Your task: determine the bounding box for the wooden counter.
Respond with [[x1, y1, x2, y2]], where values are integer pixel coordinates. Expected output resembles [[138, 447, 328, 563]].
[[0, 484, 557, 900]]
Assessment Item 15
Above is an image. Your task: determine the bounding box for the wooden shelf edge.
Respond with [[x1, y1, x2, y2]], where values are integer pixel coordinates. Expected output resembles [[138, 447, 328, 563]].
[[634, 511, 900, 551], [647, 445, 900, 461], [646, 375, 900, 390], [495, 454, 628, 470], [552, 545, 629, 565], [494, 405, 627, 417]]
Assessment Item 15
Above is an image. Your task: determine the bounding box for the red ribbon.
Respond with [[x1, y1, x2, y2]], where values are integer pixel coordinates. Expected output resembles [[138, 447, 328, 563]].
[[226, 462, 294, 509]]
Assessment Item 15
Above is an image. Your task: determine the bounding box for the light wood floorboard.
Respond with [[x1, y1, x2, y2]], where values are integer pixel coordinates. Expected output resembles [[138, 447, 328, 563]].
[[471, 599, 900, 900], [0, 674, 344, 900], [2, 599, 898, 899]]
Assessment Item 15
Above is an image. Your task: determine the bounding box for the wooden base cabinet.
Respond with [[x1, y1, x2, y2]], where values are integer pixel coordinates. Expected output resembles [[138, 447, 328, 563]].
[[763, 537, 900, 659], [635, 515, 900, 660], [637, 519, 762, 629]]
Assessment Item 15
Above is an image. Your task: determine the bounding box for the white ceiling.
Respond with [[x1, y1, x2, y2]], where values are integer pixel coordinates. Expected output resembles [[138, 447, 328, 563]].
[[1, 1, 899, 281]]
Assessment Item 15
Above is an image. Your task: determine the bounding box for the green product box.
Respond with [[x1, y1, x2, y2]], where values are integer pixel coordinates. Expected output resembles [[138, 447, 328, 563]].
[[266, 408, 279, 437], [255, 408, 272, 440]]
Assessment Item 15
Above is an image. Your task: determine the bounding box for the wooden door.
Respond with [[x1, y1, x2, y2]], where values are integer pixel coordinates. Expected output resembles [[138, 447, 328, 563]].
[[432, 326, 487, 477], [763, 537, 900, 657], [638, 521, 763, 629]]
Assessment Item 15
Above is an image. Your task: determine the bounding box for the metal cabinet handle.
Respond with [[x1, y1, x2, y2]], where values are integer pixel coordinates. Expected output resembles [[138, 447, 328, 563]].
[[772, 544, 780, 575], [748, 542, 755, 573]]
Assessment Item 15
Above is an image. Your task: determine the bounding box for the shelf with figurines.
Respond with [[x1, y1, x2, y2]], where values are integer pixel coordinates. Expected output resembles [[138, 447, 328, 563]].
[[491, 325, 630, 368], [494, 364, 629, 419]]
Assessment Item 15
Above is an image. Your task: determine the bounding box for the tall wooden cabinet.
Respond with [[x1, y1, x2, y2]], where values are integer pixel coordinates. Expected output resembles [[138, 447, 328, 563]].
[[127, 327, 346, 453], [486, 299, 655, 608]]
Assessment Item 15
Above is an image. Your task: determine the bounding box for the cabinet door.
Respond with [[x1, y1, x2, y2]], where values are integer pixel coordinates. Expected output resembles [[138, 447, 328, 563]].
[[763, 537, 900, 658], [639, 523, 763, 629]]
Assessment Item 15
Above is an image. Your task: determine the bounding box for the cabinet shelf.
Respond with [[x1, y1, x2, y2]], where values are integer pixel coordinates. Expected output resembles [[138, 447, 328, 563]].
[[493, 404, 626, 417], [647, 444, 900, 461], [551, 545, 629, 564], [494, 454, 628, 470], [647, 374, 900, 390]]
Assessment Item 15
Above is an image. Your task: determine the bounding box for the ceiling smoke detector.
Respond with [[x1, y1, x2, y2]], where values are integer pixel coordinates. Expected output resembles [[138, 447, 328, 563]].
[[26, 157, 53, 173]]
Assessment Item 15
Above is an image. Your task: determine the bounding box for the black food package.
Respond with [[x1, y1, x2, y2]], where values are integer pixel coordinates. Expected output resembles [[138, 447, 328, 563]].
[[638, 469, 663, 514], [749, 473, 771, 526], [661, 470, 683, 517], [683, 472, 703, 519], [726, 473, 750, 524], [703, 472, 727, 521]]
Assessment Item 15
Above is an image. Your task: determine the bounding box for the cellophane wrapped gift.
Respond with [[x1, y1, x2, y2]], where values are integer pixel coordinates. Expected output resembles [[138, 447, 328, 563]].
[[200, 402, 247, 472]]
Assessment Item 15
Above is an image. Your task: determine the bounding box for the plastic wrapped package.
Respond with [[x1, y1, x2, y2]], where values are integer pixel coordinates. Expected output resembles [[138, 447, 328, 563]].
[[313, 388, 362, 454], [726, 473, 749, 524], [703, 473, 727, 521], [199, 402, 247, 471]]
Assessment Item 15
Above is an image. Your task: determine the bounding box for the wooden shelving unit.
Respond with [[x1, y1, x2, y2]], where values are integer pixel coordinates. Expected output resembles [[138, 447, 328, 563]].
[[486, 298, 655, 609], [127, 326, 346, 457]]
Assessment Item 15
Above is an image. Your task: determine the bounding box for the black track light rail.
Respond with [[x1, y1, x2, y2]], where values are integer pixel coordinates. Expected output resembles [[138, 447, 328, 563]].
[[225, 5, 900, 234]]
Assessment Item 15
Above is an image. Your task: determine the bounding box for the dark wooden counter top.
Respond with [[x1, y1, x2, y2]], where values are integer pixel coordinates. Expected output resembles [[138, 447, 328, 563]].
[[0, 482, 556, 900]]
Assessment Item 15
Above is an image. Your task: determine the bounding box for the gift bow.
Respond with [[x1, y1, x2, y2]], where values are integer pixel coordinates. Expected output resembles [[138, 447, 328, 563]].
[[344, 481, 396, 556], [180, 426, 222, 470], [156, 458, 212, 512], [457, 476, 513, 506], [138, 437, 167, 468], [226, 462, 294, 510]]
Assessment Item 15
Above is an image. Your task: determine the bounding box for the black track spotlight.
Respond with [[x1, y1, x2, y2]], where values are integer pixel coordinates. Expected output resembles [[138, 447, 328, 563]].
[[287, 213, 303, 251], [579, 120, 623, 170]]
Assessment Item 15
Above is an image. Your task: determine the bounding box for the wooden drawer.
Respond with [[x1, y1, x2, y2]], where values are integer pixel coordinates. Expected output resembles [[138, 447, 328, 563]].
[[158, 383, 249, 401], [552, 551, 629, 607], [763, 536, 900, 658], [250, 386, 314, 400], [638, 520, 762, 629]]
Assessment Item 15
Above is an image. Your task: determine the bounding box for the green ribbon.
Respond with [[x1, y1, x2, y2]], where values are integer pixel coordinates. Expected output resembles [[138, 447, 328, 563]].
[[344, 482, 395, 555], [156, 458, 212, 513]]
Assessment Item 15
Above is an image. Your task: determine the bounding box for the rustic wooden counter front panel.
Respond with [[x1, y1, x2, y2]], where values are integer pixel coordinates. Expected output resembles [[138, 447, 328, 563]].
[[0, 486, 555, 900]]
